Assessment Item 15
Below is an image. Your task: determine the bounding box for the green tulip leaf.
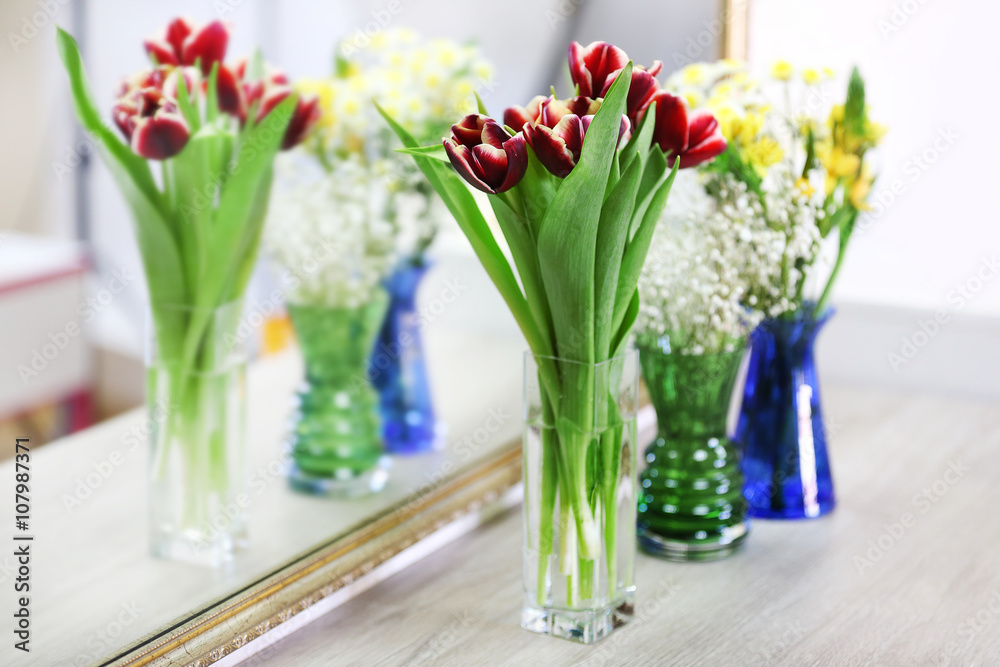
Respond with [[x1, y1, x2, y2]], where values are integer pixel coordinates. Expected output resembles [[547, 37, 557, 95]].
[[396, 144, 450, 162], [536, 62, 632, 363], [594, 153, 642, 358]]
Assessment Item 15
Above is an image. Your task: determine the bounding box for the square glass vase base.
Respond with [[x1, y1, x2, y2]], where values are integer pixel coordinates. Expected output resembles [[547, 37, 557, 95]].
[[521, 594, 634, 644], [151, 525, 248, 568]]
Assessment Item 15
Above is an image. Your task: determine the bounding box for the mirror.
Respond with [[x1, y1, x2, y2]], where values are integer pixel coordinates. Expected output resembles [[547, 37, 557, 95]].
[[0, 1, 738, 664]]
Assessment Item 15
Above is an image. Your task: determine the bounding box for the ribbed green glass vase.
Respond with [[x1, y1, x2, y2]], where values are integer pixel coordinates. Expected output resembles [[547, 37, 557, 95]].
[[286, 291, 390, 498], [636, 337, 749, 561]]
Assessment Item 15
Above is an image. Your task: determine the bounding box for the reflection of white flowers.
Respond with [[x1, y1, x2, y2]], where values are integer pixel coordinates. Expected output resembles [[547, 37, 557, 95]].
[[294, 28, 492, 260], [265, 154, 397, 308]]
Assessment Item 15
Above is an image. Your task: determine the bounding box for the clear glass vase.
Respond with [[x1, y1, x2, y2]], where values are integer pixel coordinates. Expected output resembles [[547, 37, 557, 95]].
[[636, 336, 749, 561], [147, 300, 247, 567], [286, 292, 391, 498], [522, 350, 639, 644], [368, 258, 439, 455], [736, 306, 836, 519]]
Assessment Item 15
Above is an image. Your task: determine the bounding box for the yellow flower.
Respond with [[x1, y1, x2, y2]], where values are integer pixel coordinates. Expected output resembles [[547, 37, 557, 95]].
[[713, 81, 734, 99], [771, 60, 794, 81], [738, 111, 766, 144], [802, 68, 821, 85], [823, 67, 835, 79], [819, 145, 861, 178], [849, 176, 873, 210], [369, 32, 388, 51], [473, 62, 493, 82], [865, 120, 888, 145], [682, 89, 704, 110], [828, 104, 845, 125], [296, 79, 335, 128], [681, 63, 709, 85], [342, 97, 362, 117], [711, 105, 741, 142], [795, 177, 816, 197], [743, 136, 784, 173]]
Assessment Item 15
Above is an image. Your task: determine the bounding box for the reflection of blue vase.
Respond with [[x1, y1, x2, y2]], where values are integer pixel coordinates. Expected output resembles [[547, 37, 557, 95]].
[[736, 305, 835, 519], [368, 259, 438, 455]]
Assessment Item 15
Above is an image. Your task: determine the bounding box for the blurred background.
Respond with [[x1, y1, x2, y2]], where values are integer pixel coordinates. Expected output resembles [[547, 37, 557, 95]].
[[1, 0, 997, 448]]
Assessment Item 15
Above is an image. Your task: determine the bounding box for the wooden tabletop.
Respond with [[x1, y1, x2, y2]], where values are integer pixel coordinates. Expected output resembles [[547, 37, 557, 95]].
[[243, 383, 1000, 666]]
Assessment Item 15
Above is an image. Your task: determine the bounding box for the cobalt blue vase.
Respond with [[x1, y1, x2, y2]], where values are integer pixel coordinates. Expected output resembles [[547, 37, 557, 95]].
[[368, 259, 438, 455], [736, 306, 835, 519]]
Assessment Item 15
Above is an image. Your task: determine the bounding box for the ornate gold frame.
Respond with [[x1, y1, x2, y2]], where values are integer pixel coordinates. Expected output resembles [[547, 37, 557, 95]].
[[105, 444, 522, 667], [722, 0, 750, 60]]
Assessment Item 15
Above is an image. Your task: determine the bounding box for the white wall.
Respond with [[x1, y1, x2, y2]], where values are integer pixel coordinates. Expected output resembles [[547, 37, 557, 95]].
[[748, 0, 1000, 319]]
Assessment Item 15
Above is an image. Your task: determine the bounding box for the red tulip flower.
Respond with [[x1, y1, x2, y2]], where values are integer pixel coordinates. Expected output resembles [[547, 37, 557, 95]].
[[568, 41, 629, 99], [444, 115, 528, 194], [503, 95, 546, 133], [144, 17, 230, 75], [567, 41, 663, 122], [254, 83, 321, 150], [520, 96, 629, 178], [644, 91, 727, 169], [113, 87, 190, 160]]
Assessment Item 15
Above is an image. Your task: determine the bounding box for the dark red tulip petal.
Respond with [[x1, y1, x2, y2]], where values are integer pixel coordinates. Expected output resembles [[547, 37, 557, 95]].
[[255, 85, 291, 123], [443, 139, 494, 194], [182, 20, 229, 74], [444, 117, 526, 193], [678, 110, 726, 168], [646, 60, 663, 77], [563, 96, 601, 119], [525, 122, 577, 178], [215, 64, 243, 116], [568, 41, 628, 98], [617, 114, 631, 145], [678, 134, 727, 169], [649, 90, 689, 156], [143, 39, 179, 67], [626, 68, 660, 121], [472, 142, 510, 185], [480, 120, 511, 150], [497, 133, 528, 193], [550, 115, 585, 158], [688, 109, 719, 145], [112, 98, 139, 140], [451, 114, 488, 148], [282, 95, 321, 149], [164, 17, 194, 58], [131, 112, 190, 160], [503, 95, 545, 132]]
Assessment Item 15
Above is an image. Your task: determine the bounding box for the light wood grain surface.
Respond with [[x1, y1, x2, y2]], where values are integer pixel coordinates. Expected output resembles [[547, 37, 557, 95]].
[[242, 384, 1000, 667], [0, 329, 525, 667]]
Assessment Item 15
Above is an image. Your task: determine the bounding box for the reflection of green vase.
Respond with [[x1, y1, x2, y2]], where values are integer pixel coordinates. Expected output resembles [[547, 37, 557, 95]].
[[636, 337, 749, 561], [287, 291, 390, 497]]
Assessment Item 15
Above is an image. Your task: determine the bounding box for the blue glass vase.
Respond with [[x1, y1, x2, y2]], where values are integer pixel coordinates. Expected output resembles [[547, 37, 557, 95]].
[[368, 259, 438, 455], [736, 306, 835, 519]]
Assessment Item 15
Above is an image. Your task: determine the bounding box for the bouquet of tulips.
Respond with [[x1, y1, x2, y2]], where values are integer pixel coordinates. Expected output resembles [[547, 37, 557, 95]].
[[56, 18, 319, 559], [383, 41, 725, 617]]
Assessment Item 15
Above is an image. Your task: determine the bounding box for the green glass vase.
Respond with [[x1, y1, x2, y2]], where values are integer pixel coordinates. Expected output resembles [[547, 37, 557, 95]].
[[286, 292, 390, 498], [636, 337, 749, 561]]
